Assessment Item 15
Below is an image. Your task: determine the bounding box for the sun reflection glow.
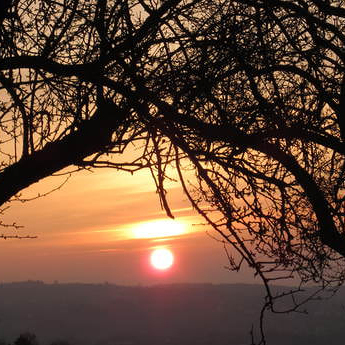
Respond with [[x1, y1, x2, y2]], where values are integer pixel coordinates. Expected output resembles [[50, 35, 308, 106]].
[[132, 219, 186, 239]]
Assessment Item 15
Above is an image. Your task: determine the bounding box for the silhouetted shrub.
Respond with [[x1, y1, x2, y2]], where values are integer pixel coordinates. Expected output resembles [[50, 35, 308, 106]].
[[14, 333, 38, 345]]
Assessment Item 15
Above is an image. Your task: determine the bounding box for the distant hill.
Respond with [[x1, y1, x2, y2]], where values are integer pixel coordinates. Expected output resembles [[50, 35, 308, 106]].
[[0, 282, 344, 345]]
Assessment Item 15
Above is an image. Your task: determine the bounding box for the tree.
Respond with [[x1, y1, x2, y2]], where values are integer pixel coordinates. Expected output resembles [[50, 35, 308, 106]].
[[1, 0, 345, 342], [13, 333, 38, 345], [156, 1, 345, 341], [0, 0, 185, 204]]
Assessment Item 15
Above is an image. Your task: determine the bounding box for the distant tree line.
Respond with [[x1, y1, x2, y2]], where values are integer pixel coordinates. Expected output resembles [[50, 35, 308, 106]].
[[0, 333, 70, 345]]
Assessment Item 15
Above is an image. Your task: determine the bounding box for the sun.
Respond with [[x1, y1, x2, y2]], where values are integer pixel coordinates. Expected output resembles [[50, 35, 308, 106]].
[[150, 248, 174, 270]]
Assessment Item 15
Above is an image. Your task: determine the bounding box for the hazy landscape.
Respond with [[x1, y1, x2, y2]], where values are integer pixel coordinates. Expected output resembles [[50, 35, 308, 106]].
[[0, 282, 344, 345]]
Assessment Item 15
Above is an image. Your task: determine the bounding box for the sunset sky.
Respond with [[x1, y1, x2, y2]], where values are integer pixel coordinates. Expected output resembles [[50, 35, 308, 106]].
[[0, 165, 257, 285]]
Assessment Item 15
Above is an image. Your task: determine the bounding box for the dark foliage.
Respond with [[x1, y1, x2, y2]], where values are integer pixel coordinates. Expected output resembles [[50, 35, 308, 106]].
[[14, 333, 38, 345]]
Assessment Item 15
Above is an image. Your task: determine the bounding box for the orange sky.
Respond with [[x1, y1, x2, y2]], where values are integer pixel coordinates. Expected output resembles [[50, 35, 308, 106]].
[[0, 167, 257, 285]]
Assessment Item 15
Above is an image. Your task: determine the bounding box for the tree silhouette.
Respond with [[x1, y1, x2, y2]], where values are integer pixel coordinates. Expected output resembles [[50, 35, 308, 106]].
[[1, 0, 345, 342], [13, 333, 38, 345]]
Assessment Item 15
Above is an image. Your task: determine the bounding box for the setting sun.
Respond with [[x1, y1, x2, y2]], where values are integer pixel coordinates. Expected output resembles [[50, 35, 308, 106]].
[[132, 219, 186, 239], [150, 248, 174, 270]]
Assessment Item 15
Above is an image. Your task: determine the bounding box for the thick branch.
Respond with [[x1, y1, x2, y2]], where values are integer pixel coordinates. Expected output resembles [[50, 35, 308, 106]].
[[0, 102, 126, 206], [258, 143, 345, 257], [151, 101, 345, 256]]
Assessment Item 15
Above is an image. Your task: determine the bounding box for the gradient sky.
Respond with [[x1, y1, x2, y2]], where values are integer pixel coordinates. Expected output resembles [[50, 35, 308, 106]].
[[0, 165, 258, 285]]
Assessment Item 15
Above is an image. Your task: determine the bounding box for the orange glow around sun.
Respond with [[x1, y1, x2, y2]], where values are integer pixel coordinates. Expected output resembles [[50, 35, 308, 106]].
[[150, 248, 174, 270], [132, 219, 186, 239]]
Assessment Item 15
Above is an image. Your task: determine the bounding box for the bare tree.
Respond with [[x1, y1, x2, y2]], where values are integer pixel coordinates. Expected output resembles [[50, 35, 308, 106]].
[[0, 0, 189, 204], [1, 0, 345, 343], [143, 1, 345, 342]]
